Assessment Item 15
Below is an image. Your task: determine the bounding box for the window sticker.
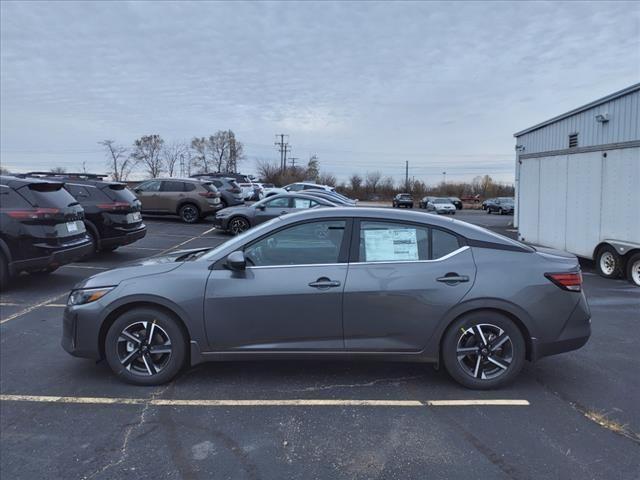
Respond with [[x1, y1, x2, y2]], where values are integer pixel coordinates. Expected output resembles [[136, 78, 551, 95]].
[[364, 228, 418, 261]]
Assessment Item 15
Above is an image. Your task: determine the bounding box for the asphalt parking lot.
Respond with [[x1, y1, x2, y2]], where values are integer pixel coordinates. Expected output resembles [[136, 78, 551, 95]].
[[1, 210, 639, 479]]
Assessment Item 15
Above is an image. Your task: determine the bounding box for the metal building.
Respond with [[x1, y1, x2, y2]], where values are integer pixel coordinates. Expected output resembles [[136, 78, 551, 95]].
[[513, 83, 640, 285]]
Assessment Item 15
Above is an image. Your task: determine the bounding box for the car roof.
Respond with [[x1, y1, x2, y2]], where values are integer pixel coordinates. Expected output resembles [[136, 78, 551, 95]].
[[0, 175, 64, 189]]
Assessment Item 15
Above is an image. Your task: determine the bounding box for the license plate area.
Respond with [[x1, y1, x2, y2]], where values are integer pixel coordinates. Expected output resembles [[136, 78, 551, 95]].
[[126, 212, 142, 223]]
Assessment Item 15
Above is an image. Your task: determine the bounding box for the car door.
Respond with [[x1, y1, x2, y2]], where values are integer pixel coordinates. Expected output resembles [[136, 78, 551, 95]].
[[254, 196, 294, 224], [342, 220, 476, 351], [157, 180, 185, 212], [135, 180, 162, 211], [204, 219, 351, 350]]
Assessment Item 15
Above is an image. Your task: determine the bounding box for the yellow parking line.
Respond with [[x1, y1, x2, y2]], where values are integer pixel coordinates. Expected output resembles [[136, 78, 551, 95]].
[[0, 394, 529, 407], [0, 293, 67, 325]]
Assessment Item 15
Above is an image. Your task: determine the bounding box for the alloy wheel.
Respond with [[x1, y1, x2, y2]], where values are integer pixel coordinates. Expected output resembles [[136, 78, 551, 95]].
[[456, 323, 513, 380], [117, 321, 172, 377], [229, 217, 250, 235], [631, 259, 640, 286], [181, 205, 198, 223]]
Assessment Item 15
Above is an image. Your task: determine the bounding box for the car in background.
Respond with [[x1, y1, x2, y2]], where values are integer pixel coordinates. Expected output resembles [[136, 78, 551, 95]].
[[265, 182, 336, 197], [449, 197, 463, 210], [487, 197, 514, 215], [392, 193, 414, 208], [300, 189, 357, 206], [190, 174, 245, 208], [24, 173, 146, 254], [424, 197, 456, 215], [214, 193, 336, 234], [259, 183, 277, 196], [134, 178, 222, 223], [62, 207, 590, 389], [482, 198, 497, 210], [0, 175, 93, 288]]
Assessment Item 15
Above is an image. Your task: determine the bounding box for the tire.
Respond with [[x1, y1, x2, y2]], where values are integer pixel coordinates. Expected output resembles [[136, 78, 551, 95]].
[[220, 199, 229, 209], [625, 252, 640, 287], [179, 203, 200, 224], [499, 208, 504, 215], [104, 307, 187, 386], [595, 244, 622, 279], [486, 208, 491, 214], [228, 216, 251, 235], [442, 312, 525, 390], [102, 245, 119, 252], [0, 252, 9, 291]]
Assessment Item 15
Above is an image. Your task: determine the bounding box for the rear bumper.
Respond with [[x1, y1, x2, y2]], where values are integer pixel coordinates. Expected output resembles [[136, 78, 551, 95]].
[[100, 225, 147, 249], [530, 293, 591, 361], [9, 239, 94, 275]]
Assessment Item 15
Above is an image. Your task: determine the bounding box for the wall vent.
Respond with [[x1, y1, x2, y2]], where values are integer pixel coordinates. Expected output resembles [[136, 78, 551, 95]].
[[568, 133, 578, 148]]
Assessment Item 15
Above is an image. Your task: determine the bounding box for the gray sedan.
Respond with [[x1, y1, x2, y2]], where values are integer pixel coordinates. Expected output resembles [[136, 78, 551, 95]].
[[62, 208, 590, 389], [213, 193, 337, 234]]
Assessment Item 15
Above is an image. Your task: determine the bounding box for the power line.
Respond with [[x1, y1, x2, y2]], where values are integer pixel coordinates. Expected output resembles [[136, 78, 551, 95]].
[[274, 134, 289, 172]]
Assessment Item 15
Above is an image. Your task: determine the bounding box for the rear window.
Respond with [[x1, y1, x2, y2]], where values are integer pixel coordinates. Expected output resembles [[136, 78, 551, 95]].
[[201, 182, 217, 192], [20, 183, 78, 208], [228, 180, 240, 189], [66, 184, 112, 202], [104, 184, 137, 203], [0, 186, 31, 208]]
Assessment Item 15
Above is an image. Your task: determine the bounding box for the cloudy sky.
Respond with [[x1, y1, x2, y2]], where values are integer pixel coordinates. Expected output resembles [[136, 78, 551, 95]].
[[1, 1, 639, 184]]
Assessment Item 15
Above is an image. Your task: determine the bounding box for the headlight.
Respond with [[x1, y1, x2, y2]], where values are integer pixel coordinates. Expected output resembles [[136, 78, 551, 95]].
[[67, 287, 114, 306]]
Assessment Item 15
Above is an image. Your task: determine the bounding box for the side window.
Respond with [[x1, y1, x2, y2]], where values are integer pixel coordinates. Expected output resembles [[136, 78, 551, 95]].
[[288, 184, 303, 192], [138, 180, 161, 192], [0, 187, 31, 208], [359, 221, 429, 262], [292, 198, 314, 209], [265, 197, 290, 208], [245, 220, 346, 267], [161, 181, 184, 192], [432, 229, 461, 259], [212, 180, 223, 188], [184, 182, 196, 192]]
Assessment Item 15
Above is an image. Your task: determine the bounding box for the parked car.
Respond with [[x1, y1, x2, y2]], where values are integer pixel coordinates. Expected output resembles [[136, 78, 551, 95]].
[[297, 189, 357, 206], [0, 175, 93, 288], [266, 182, 336, 197], [214, 193, 336, 234], [487, 197, 514, 215], [190, 175, 244, 208], [24, 173, 146, 254], [62, 207, 591, 389], [392, 193, 414, 208], [425, 197, 456, 215], [134, 178, 222, 223], [259, 183, 277, 196], [448, 197, 463, 210], [482, 198, 497, 210]]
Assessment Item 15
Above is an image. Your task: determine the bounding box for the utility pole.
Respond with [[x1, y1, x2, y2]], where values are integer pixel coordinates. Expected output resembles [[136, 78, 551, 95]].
[[289, 156, 299, 169], [274, 134, 289, 173], [442, 171, 447, 184], [283, 144, 291, 173], [405, 161, 409, 192]]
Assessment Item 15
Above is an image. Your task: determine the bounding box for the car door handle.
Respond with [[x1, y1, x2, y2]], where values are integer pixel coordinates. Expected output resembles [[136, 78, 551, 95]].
[[280, 210, 289, 215], [308, 278, 341, 289], [436, 274, 469, 284]]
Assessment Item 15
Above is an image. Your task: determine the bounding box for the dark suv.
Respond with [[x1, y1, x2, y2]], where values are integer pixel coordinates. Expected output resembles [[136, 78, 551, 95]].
[[392, 193, 414, 208], [0, 176, 93, 288], [190, 174, 244, 208], [25, 173, 146, 254]]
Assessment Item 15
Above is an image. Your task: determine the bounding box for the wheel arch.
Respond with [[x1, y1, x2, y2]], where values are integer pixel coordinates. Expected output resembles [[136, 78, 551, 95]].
[[0, 238, 11, 264], [176, 200, 201, 216], [98, 299, 192, 360]]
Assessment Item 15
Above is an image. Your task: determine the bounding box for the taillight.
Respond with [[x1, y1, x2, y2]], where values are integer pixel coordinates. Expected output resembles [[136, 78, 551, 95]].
[[545, 272, 582, 292], [198, 192, 219, 198], [6, 208, 60, 219], [97, 202, 130, 211]]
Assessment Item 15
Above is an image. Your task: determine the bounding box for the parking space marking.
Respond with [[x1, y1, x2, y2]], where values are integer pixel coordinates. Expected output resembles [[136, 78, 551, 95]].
[[0, 394, 530, 407], [153, 226, 217, 257], [119, 246, 164, 251], [0, 293, 67, 325]]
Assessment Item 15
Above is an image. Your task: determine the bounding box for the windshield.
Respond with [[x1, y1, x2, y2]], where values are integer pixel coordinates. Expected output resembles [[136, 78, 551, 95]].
[[434, 199, 451, 204]]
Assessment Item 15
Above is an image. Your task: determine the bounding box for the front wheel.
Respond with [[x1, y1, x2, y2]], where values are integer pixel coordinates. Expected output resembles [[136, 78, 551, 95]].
[[626, 252, 640, 287], [104, 307, 187, 385], [229, 216, 250, 235], [442, 312, 525, 389], [595, 244, 622, 279]]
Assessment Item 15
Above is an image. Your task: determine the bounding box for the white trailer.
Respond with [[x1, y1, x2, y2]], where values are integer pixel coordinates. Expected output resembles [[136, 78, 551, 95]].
[[514, 84, 640, 286]]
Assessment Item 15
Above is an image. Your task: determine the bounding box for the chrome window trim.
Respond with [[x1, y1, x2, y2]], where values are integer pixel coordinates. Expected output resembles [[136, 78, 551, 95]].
[[351, 246, 470, 266], [247, 263, 348, 270]]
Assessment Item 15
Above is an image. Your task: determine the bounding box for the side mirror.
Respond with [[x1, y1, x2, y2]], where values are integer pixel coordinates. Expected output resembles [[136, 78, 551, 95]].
[[256, 204, 266, 211], [134, 188, 142, 194], [226, 251, 246, 271]]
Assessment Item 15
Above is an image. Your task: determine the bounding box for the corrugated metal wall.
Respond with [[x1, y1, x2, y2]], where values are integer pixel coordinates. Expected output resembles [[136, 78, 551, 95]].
[[516, 88, 640, 154]]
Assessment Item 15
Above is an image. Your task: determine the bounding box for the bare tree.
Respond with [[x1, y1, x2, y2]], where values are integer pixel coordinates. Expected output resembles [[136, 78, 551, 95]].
[[209, 131, 230, 173], [132, 134, 165, 179], [162, 141, 188, 177], [349, 173, 363, 192], [317, 172, 337, 187], [190, 137, 209, 173], [306, 155, 319, 181], [0, 166, 11, 175], [99, 140, 134, 181], [50, 166, 67, 174], [225, 131, 244, 173], [365, 171, 382, 194]]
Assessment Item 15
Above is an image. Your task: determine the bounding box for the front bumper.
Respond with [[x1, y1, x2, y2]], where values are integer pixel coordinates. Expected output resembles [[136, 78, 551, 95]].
[[530, 292, 591, 361], [100, 225, 147, 249], [213, 215, 231, 230], [61, 301, 105, 360]]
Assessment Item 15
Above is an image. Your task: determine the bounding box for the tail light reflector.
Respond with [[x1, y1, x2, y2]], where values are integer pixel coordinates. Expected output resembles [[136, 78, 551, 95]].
[[545, 272, 582, 292], [6, 208, 60, 219]]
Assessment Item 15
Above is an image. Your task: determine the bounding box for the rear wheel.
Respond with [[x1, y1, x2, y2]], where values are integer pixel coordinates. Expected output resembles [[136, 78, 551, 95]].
[[498, 208, 504, 215], [229, 216, 250, 235], [442, 312, 525, 389], [0, 253, 9, 290], [179, 203, 200, 224], [104, 307, 187, 385], [595, 244, 622, 279], [626, 252, 640, 287]]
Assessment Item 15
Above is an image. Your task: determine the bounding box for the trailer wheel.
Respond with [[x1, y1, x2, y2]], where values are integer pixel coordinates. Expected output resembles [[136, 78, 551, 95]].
[[626, 252, 640, 287], [595, 244, 622, 279]]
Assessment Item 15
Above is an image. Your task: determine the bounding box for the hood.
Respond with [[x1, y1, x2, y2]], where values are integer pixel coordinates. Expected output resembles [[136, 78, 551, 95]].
[[74, 247, 212, 289]]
